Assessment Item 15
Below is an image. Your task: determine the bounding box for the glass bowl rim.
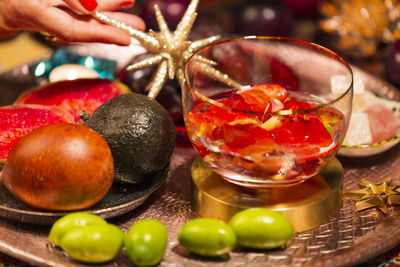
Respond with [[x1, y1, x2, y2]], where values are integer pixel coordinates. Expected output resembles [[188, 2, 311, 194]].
[[183, 35, 354, 115]]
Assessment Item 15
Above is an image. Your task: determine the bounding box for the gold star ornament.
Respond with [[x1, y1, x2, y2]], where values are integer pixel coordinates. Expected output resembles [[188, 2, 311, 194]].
[[93, 0, 241, 99], [344, 176, 400, 214]]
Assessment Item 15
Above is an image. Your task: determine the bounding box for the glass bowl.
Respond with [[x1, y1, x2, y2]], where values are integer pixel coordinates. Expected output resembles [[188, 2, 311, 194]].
[[182, 36, 353, 188]]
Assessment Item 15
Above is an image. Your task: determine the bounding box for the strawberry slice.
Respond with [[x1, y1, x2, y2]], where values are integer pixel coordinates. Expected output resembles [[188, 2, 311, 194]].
[[215, 123, 266, 148], [273, 114, 332, 145], [270, 113, 336, 161], [249, 84, 288, 101], [235, 84, 288, 113], [189, 105, 250, 138], [219, 95, 252, 112], [213, 123, 277, 158]]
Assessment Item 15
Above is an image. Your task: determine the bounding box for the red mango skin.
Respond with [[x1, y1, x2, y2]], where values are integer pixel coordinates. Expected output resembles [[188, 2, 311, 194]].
[[0, 123, 114, 211]]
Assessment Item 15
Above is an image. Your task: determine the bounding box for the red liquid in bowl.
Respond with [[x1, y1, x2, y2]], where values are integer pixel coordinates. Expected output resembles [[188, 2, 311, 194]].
[[187, 84, 345, 187]]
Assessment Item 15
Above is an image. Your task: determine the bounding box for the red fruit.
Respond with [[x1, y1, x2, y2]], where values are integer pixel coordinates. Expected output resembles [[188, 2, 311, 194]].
[[218, 123, 269, 148], [14, 78, 131, 122], [189, 105, 250, 138], [284, 98, 317, 111], [222, 94, 253, 112], [236, 84, 288, 113], [249, 84, 288, 101], [0, 123, 114, 211], [273, 114, 332, 146], [0, 105, 74, 163], [271, 114, 335, 160], [189, 84, 340, 165]]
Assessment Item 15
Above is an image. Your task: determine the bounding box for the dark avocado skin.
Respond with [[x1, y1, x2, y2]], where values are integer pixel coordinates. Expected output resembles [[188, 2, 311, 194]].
[[84, 94, 176, 184]]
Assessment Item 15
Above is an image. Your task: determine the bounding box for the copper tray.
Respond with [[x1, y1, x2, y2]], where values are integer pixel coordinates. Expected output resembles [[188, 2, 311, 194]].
[[0, 44, 399, 266]]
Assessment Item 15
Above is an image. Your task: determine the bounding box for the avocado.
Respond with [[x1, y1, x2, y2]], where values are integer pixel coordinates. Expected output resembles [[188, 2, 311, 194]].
[[84, 94, 176, 184]]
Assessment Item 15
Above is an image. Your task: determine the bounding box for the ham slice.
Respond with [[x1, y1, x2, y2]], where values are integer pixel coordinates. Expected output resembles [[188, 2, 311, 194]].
[[364, 103, 400, 143]]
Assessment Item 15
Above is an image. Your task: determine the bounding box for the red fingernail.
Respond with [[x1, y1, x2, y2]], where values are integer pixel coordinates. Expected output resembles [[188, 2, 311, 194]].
[[120, 1, 134, 8], [79, 0, 98, 12]]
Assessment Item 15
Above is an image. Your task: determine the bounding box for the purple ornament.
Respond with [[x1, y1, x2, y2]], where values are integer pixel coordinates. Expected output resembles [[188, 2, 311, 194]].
[[237, 0, 293, 37], [385, 40, 400, 87], [141, 0, 190, 31], [282, 0, 324, 18]]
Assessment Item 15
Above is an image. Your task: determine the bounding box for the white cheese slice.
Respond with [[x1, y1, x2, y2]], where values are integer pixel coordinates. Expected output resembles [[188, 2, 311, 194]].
[[343, 112, 372, 146]]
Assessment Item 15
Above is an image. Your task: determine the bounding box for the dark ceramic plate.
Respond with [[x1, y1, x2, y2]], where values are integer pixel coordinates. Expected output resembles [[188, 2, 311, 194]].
[[0, 166, 168, 225]]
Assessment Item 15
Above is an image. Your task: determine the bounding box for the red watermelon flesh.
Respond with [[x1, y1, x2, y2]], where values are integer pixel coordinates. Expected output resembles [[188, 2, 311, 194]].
[[14, 79, 131, 122], [364, 103, 400, 143], [0, 105, 74, 163]]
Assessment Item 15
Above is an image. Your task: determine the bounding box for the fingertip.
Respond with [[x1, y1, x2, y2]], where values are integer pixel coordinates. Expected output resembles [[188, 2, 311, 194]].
[[119, 1, 134, 9], [79, 0, 98, 12], [41, 8, 144, 46], [101, 12, 146, 32], [117, 33, 132, 46], [95, 27, 133, 46], [136, 19, 146, 32]]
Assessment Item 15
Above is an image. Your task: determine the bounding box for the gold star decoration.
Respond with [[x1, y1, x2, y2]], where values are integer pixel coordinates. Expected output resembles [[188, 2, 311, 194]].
[[344, 176, 400, 214], [320, 0, 400, 57], [93, 0, 241, 99]]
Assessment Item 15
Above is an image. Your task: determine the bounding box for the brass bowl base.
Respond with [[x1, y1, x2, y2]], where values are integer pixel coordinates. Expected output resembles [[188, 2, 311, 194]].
[[191, 157, 344, 232]]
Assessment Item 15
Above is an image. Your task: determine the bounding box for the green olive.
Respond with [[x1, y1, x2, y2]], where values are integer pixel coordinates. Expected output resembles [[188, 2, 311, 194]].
[[228, 208, 294, 249], [124, 219, 168, 267], [48, 212, 107, 246], [59, 224, 125, 263], [177, 218, 236, 257]]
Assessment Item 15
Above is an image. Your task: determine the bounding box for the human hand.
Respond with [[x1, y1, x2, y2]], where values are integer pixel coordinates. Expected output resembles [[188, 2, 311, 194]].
[[0, 0, 145, 45]]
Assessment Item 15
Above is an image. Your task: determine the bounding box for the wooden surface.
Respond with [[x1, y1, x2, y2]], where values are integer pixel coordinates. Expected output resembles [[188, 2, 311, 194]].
[[0, 32, 50, 72]]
